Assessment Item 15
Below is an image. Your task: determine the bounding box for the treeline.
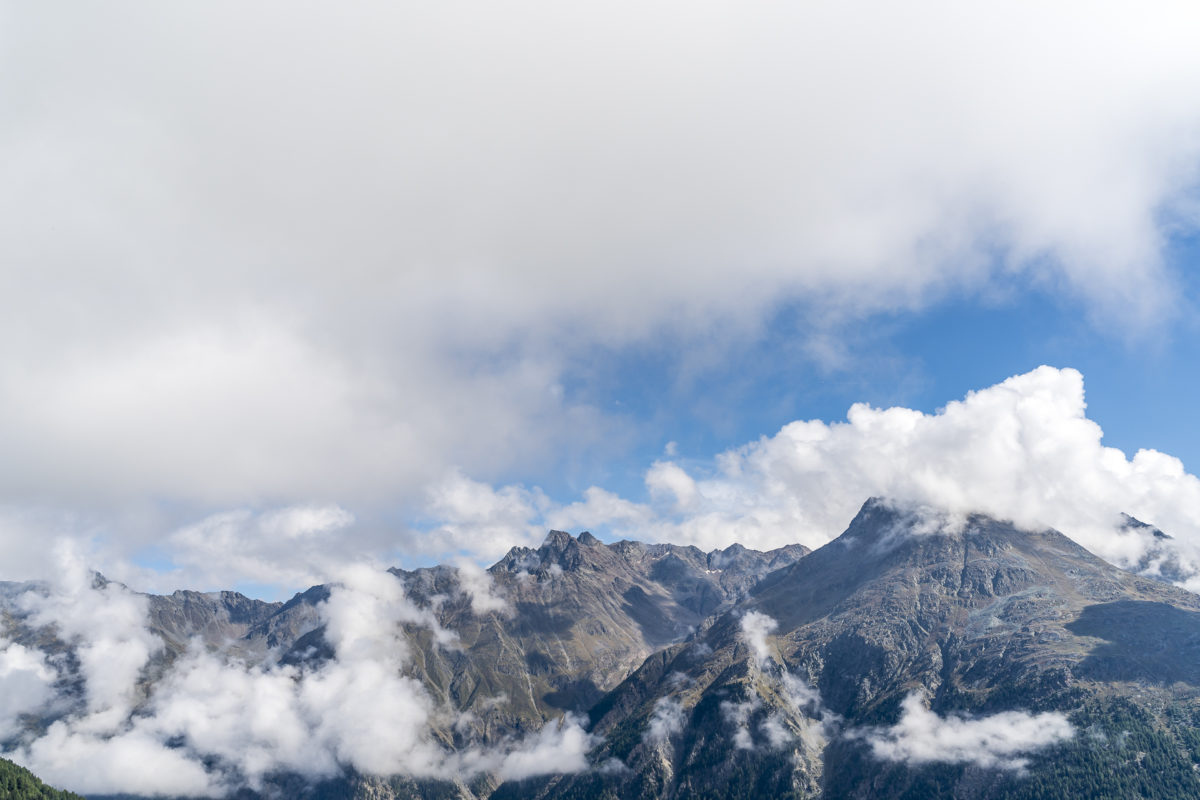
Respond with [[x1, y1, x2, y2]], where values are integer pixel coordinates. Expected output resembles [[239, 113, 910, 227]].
[[0, 758, 83, 800]]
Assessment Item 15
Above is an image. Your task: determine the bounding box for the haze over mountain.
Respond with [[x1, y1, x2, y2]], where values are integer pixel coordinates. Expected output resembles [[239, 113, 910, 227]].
[[4, 499, 1200, 798]]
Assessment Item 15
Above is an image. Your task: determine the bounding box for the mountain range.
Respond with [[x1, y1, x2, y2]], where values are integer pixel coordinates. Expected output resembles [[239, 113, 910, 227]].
[[3, 498, 1200, 799]]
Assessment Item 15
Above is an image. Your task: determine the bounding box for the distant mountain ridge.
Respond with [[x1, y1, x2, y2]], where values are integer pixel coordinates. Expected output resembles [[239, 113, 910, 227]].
[[5, 501, 1200, 798]]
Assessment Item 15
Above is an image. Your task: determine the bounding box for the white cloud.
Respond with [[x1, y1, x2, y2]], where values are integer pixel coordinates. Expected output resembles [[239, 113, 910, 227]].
[[721, 696, 762, 751], [146, 651, 336, 787], [646, 463, 699, 512], [536, 366, 1200, 588], [0, 640, 56, 740], [739, 611, 779, 666], [643, 696, 686, 744], [97, 362, 1197, 595], [760, 714, 793, 750], [861, 692, 1074, 771], [453, 560, 510, 616], [544, 487, 655, 535], [491, 714, 599, 781], [165, 505, 357, 590], [421, 471, 549, 563], [2, 1, 1200, 576], [20, 723, 222, 798], [18, 543, 160, 734], [779, 672, 823, 715], [4, 550, 599, 795]]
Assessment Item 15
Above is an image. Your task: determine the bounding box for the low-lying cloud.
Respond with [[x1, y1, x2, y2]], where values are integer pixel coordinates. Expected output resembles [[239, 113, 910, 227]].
[[641, 366, 1200, 586], [739, 611, 779, 666], [727, 610, 835, 753], [643, 696, 686, 745], [860, 692, 1074, 771], [1, 551, 599, 796], [0, 640, 56, 740], [453, 559, 511, 616]]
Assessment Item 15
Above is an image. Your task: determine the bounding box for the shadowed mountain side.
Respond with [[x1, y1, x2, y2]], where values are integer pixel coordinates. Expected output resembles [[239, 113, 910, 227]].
[[1065, 600, 1200, 685]]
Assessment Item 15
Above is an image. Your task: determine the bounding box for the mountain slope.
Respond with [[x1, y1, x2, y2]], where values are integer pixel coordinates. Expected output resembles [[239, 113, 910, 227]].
[[373, 532, 809, 737], [523, 499, 1200, 799], [8, 502, 1200, 799], [0, 533, 809, 782]]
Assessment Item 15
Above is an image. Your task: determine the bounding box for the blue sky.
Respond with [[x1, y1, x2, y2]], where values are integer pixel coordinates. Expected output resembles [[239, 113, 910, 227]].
[[542, 244, 1200, 503], [3, 1, 1200, 597]]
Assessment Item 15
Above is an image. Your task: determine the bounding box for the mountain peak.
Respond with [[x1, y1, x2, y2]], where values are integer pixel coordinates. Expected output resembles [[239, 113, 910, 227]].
[[1121, 512, 1171, 539], [541, 529, 574, 550]]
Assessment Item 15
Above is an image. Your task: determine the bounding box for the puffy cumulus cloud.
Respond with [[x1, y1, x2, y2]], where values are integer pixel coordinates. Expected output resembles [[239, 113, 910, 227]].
[[2, 0, 1200, 550], [860, 693, 1074, 771], [523, 366, 1200, 587], [420, 471, 550, 563], [4, 551, 599, 796], [643, 697, 687, 745], [141, 651, 338, 787], [10, 545, 218, 796], [18, 543, 161, 734], [320, 563, 459, 660], [739, 611, 779, 666], [646, 463, 700, 513]]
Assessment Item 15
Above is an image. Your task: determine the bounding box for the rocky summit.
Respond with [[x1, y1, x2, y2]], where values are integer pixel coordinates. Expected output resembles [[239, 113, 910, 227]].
[[6, 500, 1200, 799]]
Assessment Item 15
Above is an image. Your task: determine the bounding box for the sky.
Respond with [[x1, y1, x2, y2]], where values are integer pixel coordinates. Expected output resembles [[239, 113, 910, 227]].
[[3, 0, 1200, 599]]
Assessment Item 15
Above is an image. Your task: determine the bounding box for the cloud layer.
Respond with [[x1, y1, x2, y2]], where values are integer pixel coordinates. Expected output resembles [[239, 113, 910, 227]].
[[12, 364, 1192, 596], [3, 1, 1200, 586]]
